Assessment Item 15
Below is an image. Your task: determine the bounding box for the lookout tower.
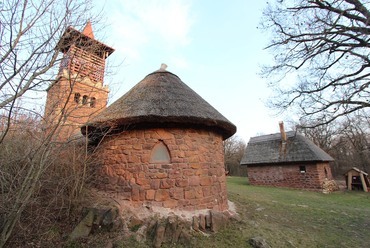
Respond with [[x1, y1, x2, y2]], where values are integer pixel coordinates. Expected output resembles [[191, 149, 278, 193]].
[[44, 21, 114, 141]]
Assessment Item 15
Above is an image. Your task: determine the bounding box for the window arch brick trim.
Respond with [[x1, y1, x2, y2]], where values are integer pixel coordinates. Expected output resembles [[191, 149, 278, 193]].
[[82, 95, 88, 105], [150, 141, 171, 163]]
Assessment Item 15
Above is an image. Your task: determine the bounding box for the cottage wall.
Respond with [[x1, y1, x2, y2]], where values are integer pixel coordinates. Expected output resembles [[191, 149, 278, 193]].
[[94, 128, 228, 211], [247, 162, 333, 190]]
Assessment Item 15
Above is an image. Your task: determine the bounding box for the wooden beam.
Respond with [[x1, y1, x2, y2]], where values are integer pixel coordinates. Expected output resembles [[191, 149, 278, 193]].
[[359, 173, 368, 192], [347, 171, 352, 191]]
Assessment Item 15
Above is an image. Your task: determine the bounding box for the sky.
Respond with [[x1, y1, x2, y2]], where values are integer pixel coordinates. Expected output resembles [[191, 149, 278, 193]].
[[92, 0, 284, 143]]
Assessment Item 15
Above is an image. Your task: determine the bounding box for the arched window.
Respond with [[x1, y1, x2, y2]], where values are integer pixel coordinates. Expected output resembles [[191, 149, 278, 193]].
[[90, 97, 96, 108], [82, 95, 88, 105], [150, 141, 171, 163], [74, 93, 80, 103]]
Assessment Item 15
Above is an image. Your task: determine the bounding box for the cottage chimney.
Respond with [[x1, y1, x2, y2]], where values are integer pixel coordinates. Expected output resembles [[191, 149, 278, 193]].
[[279, 121, 287, 154], [279, 121, 287, 142]]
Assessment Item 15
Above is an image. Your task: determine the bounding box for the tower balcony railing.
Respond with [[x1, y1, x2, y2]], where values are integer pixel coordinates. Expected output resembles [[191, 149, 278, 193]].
[[59, 45, 106, 83]]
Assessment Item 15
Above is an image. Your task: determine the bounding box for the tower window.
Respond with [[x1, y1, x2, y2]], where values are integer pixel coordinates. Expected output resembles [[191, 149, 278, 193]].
[[74, 93, 80, 103], [90, 97, 96, 108], [150, 141, 171, 163], [82, 95, 88, 105], [299, 166, 306, 173]]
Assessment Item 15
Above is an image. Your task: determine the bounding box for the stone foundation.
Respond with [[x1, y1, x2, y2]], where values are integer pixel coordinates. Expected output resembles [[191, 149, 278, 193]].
[[94, 128, 228, 211], [68, 192, 238, 247], [247, 162, 333, 190]]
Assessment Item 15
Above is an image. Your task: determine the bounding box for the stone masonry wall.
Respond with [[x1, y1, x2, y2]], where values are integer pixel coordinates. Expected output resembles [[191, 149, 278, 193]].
[[94, 128, 228, 211], [247, 162, 333, 190]]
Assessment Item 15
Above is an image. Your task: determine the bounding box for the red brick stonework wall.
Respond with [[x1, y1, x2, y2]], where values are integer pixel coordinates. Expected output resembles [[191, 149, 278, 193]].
[[247, 162, 333, 190], [94, 128, 228, 211], [44, 74, 109, 140]]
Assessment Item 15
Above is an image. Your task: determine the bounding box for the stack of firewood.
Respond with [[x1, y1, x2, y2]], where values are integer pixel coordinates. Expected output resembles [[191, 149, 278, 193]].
[[322, 178, 339, 194]]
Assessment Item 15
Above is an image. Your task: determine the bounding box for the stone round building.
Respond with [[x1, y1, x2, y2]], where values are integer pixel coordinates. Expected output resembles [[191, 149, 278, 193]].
[[83, 66, 236, 211]]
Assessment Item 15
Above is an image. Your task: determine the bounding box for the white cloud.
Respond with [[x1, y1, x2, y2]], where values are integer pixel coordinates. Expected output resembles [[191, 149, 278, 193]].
[[104, 0, 194, 61]]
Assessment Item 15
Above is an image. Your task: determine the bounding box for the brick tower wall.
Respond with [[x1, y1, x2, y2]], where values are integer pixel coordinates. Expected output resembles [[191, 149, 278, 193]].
[[44, 72, 109, 140], [247, 162, 333, 190], [93, 128, 229, 211], [44, 33, 111, 141]]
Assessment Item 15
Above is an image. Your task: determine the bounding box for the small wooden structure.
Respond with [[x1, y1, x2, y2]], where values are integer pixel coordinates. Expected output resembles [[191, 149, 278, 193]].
[[344, 167, 369, 192]]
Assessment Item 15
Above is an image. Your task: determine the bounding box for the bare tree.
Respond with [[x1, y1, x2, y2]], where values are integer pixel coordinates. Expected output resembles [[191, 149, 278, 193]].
[[291, 112, 370, 176], [0, 0, 100, 246], [261, 0, 370, 127], [336, 113, 370, 172], [0, 0, 98, 143], [291, 120, 338, 152], [224, 136, 247, 176]]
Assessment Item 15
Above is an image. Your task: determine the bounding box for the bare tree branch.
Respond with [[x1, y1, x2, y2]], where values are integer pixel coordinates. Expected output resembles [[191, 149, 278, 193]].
[[0, 0, 101, 246], [262, 0, 370, 126]]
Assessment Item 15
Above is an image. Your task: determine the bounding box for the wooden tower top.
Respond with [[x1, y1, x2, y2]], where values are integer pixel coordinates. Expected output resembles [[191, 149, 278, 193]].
[[57, 21, 114, 59], [82, 20, 94, 39], [56, 21, 114, 83]]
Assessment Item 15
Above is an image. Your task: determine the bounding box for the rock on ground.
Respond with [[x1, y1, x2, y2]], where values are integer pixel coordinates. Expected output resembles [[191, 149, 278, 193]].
[[249, 236, 271, 248]]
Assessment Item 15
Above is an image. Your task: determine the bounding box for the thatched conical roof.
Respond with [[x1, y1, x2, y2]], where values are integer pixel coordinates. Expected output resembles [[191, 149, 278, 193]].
[[83, 67, 236, 139]]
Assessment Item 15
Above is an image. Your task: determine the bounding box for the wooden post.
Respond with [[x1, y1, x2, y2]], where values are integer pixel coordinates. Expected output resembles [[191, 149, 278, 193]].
[[359, 173, 368, 192], [347, 171, 352, 190]]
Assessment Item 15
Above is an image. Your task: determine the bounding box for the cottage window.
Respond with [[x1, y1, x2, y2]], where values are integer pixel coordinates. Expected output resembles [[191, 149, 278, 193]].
[[82, 95, 88, 105], [299, 165, 306, 173], [90, 97, 96, 108], [74, 93, 80, 103], [150, 141, 170, 163]]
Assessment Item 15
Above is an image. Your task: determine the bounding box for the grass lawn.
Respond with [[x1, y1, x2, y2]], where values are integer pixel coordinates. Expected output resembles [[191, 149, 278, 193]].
[[190, 176, 370, 248]]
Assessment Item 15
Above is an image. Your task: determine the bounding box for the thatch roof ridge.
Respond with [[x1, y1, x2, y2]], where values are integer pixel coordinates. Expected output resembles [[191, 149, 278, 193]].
[[240, 131, 334, 165], [84, 69, 236, 139]]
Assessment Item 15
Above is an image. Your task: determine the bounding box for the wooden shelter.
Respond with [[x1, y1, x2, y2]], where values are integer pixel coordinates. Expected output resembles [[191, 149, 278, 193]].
[[240, 123, 335, 190], [344, 167, 369, 192]]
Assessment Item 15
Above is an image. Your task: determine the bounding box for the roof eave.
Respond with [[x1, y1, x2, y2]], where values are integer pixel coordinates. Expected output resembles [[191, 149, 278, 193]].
[[241, 159, 334, 166], [82, 115, 236, 140], [57, 26, 115, 55]]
